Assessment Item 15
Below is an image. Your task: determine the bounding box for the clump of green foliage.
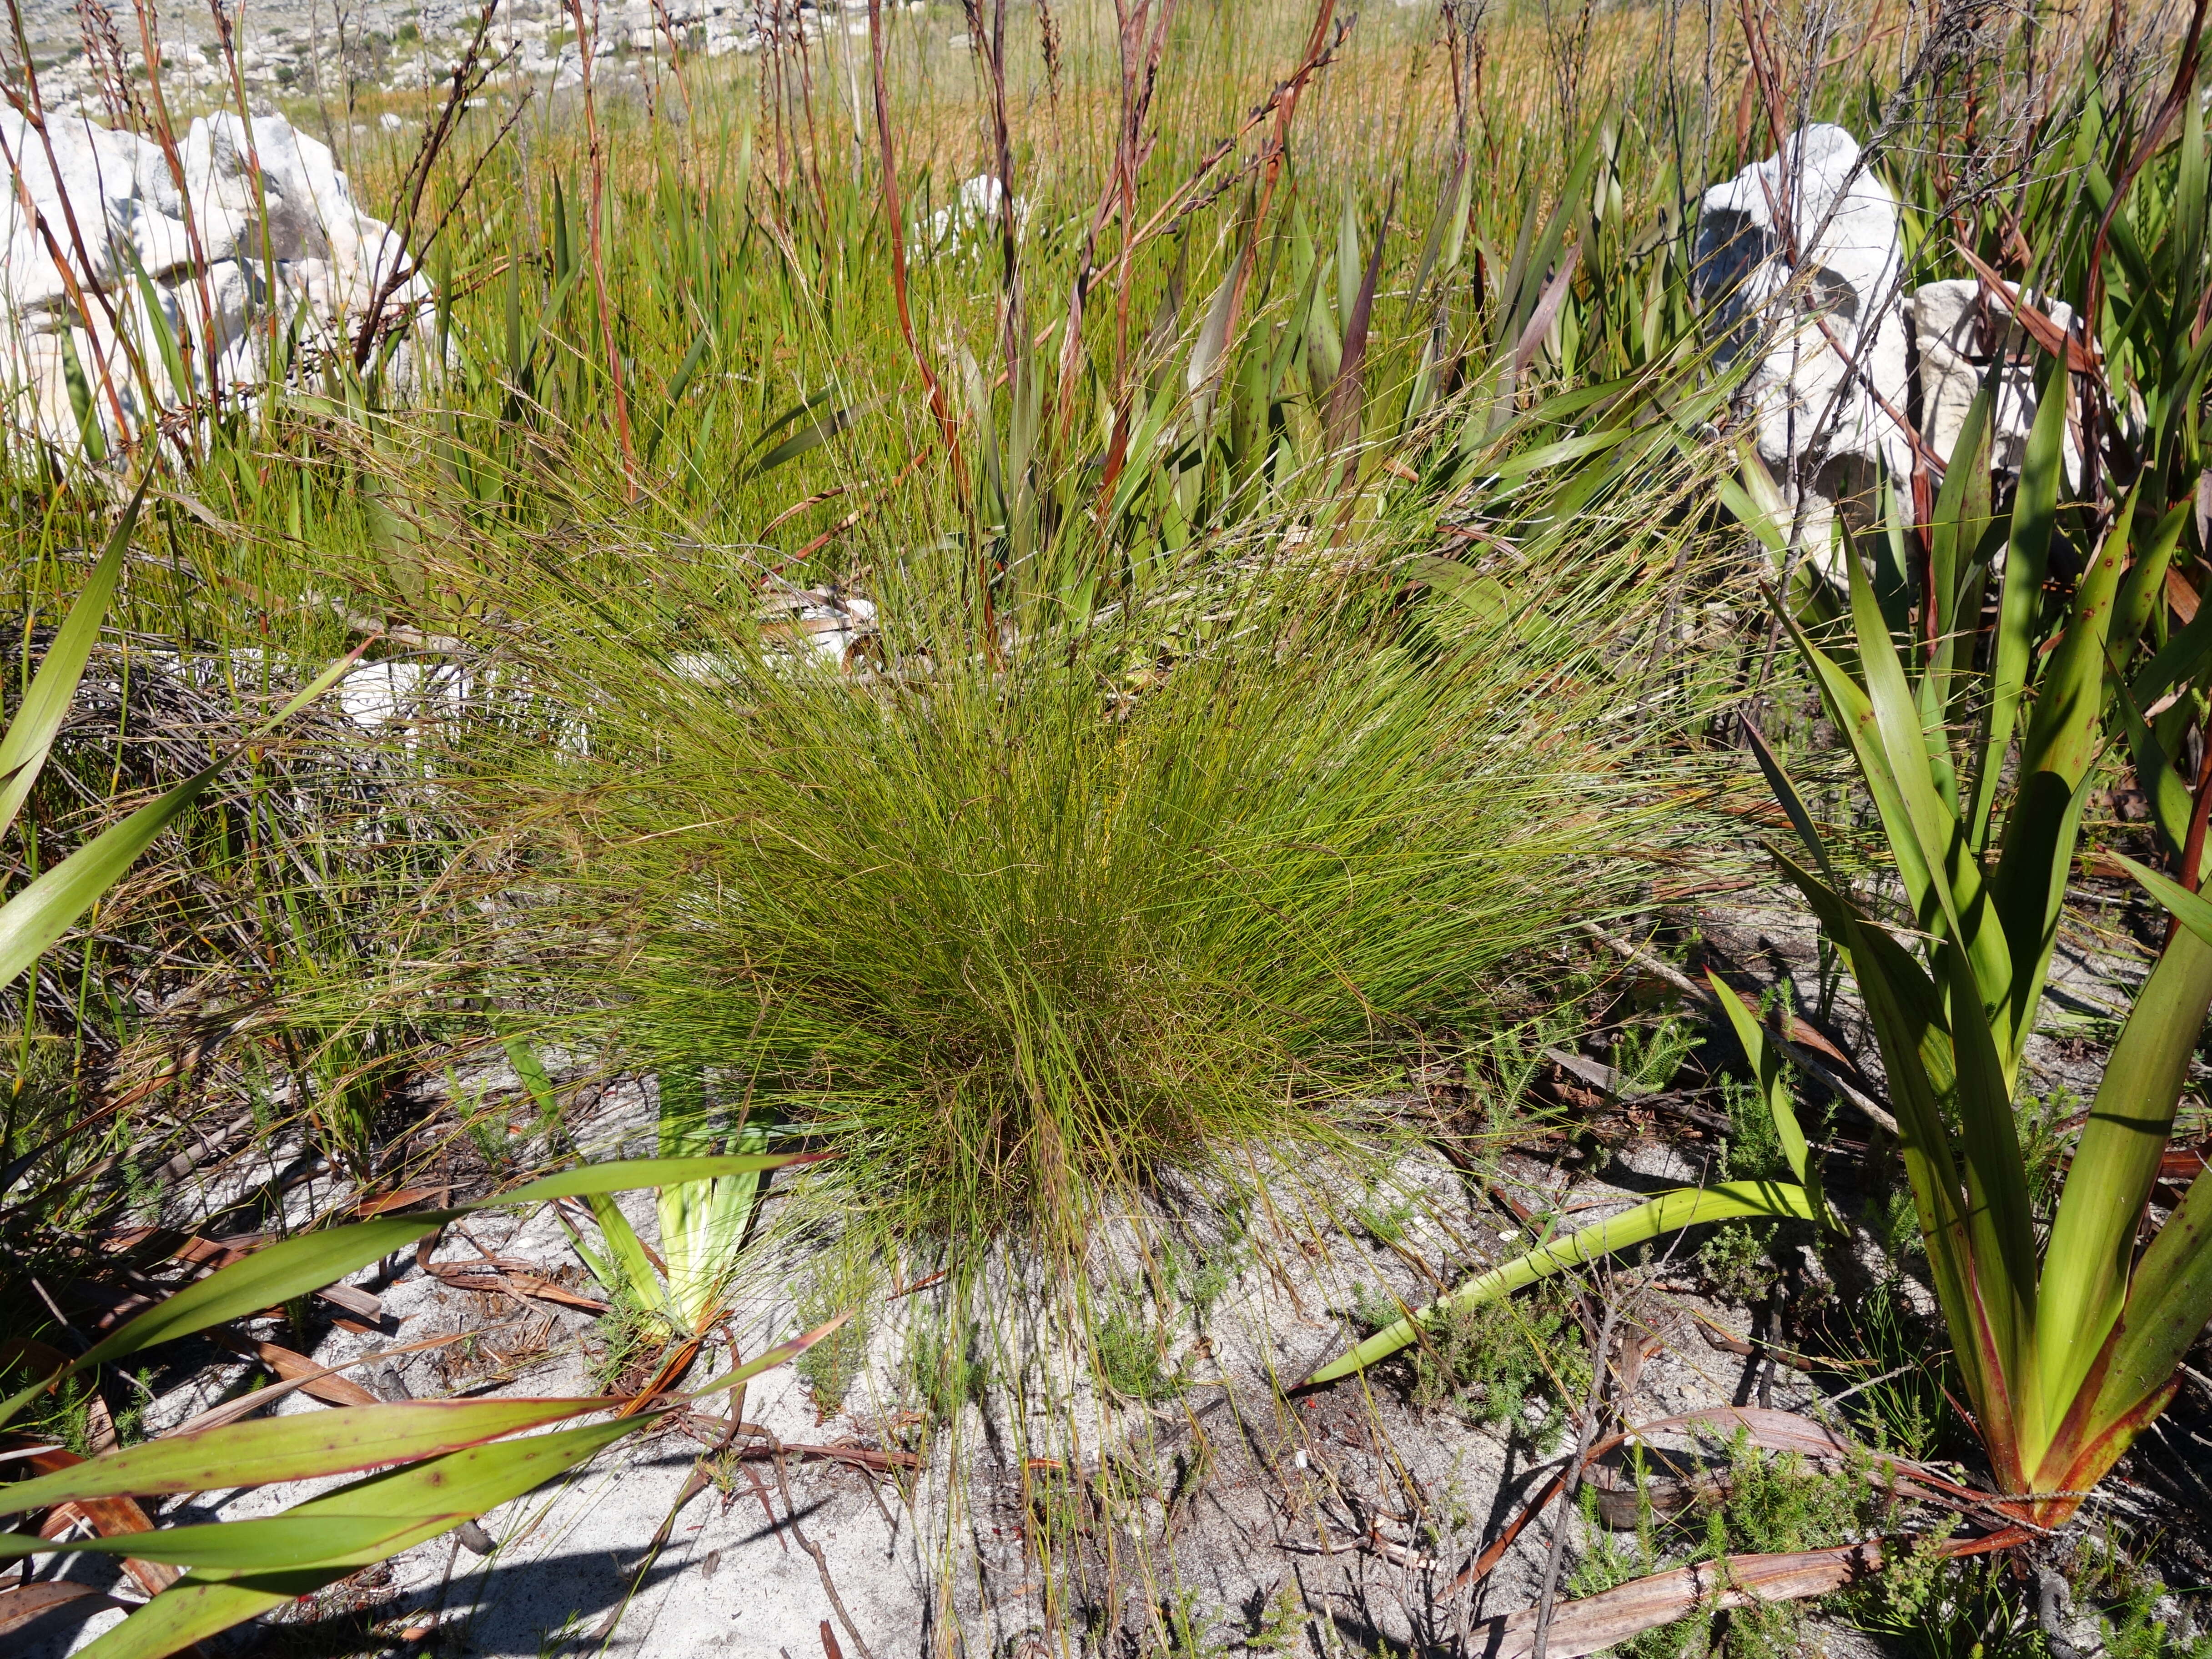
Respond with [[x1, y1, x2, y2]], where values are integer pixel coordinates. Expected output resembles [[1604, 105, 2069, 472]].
[[905, 1317, 990, 1423], [455, 543, 1677, 1244], [794, 1249, 877, 1419], [1096, 1306, 1179, 1403], [1377, 1279, 1589, 1444]]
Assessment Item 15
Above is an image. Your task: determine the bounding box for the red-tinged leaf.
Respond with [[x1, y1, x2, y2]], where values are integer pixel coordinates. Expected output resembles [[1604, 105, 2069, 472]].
[[0, 1398, 613, 1514], [0, 1580, 129, 1639], [1465, 1542, 1885, 1657]]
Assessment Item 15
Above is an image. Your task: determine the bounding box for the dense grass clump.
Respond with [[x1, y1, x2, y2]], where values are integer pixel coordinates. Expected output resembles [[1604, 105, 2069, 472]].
[[449, 535, 1677, 1236]]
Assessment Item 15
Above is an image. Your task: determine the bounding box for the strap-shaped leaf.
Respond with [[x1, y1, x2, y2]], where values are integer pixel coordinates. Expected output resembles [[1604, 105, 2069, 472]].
[[2036, 921, 2212, 1435], [1765, 845, 1957, 1100], [0, 478, 146, 843], [1705, 974, 1830, 1228], [1935, 937, 2043, 1468], [2114, 853, 2212, 950], [0, 1398, 610, 1514], [1821, 903, 1991, 1425], [2085, 1162, 2212, 1465], [1769, 595, 1945, 943], [494, 1151, 821, 1206], [2110, 497, 2193, 661], [2112, 674, 2199, 870], [1924, 360, 1997, 683], [583, 1189, 675, 1319], [1301, 1180, 1818, 1387], [1991, 503, 2127, 1077], [0, 644, 367, 998], [1843, 531, 2014, 1051], [1740, 719, 1838, 883], [1968, 350, 2068, 850], [2, 1152, 827, 1429]]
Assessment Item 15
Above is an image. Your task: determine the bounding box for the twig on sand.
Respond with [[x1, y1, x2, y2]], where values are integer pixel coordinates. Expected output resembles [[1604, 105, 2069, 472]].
[[1532, 1291, 1621, 1659], [767, 1430, 879, 1659]]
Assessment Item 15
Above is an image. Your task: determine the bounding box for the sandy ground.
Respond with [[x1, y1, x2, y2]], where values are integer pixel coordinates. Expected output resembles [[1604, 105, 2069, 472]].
[[15, 890, 2212, 1657]]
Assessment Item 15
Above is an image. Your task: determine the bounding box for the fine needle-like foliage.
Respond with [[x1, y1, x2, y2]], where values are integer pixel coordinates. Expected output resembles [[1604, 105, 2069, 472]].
[[440, 500, 1700, 1246]]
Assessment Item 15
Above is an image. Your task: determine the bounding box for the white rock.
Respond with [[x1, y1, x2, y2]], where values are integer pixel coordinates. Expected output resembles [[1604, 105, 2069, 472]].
[[923, 172, 1026, 258], [1696, 124, 1911, 575], [2, 108, 437, 459], [1907, 276, 2081, 482], [379, 109, 405, 130]]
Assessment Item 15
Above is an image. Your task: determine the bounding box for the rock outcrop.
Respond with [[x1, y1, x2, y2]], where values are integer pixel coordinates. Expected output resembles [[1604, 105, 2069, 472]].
[[1, 108, 432, 459]]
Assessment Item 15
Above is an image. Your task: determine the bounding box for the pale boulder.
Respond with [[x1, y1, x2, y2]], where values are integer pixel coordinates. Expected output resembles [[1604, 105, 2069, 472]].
[[1, 108, 434, 459], [1907, 276, 2081, 482], [1696, 123, 1912, 572]]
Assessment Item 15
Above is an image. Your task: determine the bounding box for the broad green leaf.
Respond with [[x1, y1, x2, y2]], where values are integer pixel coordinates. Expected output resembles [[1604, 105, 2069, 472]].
[[740, 397, 885, 481], [2113, 852, 2212, 951], [1843, 532, 2011, 1039], [0, 1398, 610, 1514], [2036, 923, 2212, 1438], [1773, 590, 1949, 963], [491, 1151, 821, 1207], [74, 1214, 453, 1375], [0, 1515, 421, 1571], [1488, 426, 1632, 483], [583, 1189, 674, 1319], [159, 1414, 639, 1579], [1935, 938, 2042, 1469], [1302, 1180, 1817, 1386], [1717, 475, 1786, 557], [2109, 498, 2192, 661], [2084, 1164, 2212, 1471], [0, 477, 146, 843], [73, 1575, 306, 1659], [0, 642, 366, 997], [1822, 902, 1990, 1422], [1969, 351, 2068, 850], [1924, 362, 1996, 671], [1739, 718, 1835, 881], [1991, 508, 2127, 1080], [2112, 674, 2198, 868], [67, 1416, 640, 1659]]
